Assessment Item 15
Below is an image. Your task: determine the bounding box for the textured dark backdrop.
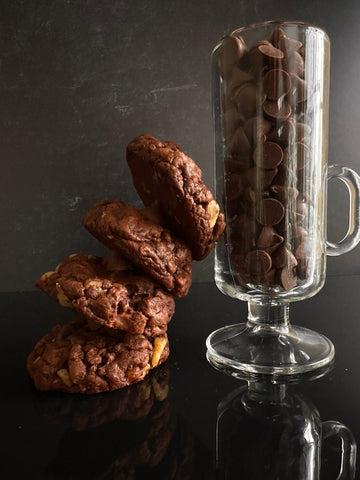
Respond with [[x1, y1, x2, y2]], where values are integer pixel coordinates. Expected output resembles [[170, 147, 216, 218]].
[[2, 0, 360, 291]]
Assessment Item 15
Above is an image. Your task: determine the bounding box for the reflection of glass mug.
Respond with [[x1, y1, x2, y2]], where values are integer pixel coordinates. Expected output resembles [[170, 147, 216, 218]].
[[206, 21, 360, 377], [216, 381, 357, 479]]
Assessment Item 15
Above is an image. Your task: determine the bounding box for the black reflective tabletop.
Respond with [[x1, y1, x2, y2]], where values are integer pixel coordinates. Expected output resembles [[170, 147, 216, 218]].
[[2, 274, 360, 479]]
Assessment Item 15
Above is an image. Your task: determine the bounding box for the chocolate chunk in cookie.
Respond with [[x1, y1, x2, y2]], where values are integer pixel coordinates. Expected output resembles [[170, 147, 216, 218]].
[[36, 254, 175, 337], [126, 133, 226, 261], [26, 319, 169, 394], [82, 200, 192, 298]]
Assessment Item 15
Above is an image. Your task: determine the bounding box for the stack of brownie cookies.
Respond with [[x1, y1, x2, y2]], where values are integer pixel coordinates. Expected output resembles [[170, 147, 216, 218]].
[[27, 133, 225, 395]]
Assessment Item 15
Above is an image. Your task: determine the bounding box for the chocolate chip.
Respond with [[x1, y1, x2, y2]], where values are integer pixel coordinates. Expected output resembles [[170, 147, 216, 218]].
[[270, 185, 299, 203], [294, 241, 307, 260], [258, 43, 284, 60], [257, 226, 284, 253], [279, 267, 298, 291], [284, 142, 311, 170], [272, 245, 298, 269], [269, 28, 291, 71], [245, 167, 278, 191], [224, 156, 251, 173], [233, 83, 262, 118], [288, 51, 305, 77], [295, 122, 311, 142], [220, 35, 247, 77], [231, 251, 246, 270], [231, 233, 257, 255], [293, 225, 308, 247], [227, 126, 252, 156], [286, 38, 303, 54], [273, 163, 297, 186], [253, 141, 284, 169], [230, 213, 257, 252], [296, 259, 308, 280], [263, 98, 292, 121], [263, 68, 291, 100], [256, 198, 285, 226], [245, 249, 272, 276], [225, 172, 246, 202], [248, 41, 283, 74], [249, 39, 273, 51], [238, 186, 257, 216], [295, 243, 309, 280], [289, 74, 307, 103], [263, 268, 276, 286], [266, 118, 296, 147], [269, 28, 287, 50], [223, 108, 246, 137], [227, 67, 255, 95], [243, 116, 272, 144]]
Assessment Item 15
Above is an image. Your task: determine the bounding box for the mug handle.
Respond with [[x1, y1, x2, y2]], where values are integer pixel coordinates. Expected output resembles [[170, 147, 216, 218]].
[[326, 165, 360, 256], [322, 420, 357, 479]]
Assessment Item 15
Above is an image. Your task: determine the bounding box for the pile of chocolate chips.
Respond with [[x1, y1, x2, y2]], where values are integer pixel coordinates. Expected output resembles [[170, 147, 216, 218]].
[[218, 27, 313, 291]]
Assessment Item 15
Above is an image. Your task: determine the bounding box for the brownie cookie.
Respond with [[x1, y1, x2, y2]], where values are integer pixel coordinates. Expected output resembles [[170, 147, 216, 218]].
[[36, 254, 175, 337], [126, 133, 226, 261], [26, 319, 169, 394], [82, 200, 192, 298]]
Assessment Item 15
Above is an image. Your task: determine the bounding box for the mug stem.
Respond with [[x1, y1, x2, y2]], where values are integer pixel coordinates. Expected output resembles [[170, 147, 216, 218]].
[[247, 300, 290, 332]]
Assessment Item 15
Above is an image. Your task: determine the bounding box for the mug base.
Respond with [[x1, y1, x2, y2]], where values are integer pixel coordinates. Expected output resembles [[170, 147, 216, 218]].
[[206, 322, 335, 379]]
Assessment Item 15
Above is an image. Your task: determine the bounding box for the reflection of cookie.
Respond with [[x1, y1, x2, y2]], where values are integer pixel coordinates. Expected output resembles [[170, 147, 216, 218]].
[[36, 254, 175, 337], [83, 200, 192, 298], [127, 133, 226, 260], [26, 319, 169, 394], [46, 385, 179, 479], [31, 363, 170, 430]]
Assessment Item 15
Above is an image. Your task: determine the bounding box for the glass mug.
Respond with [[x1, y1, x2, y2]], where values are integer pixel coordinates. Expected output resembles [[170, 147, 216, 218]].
[[206, 21, 360, 376], [216, 378, 357, 479]]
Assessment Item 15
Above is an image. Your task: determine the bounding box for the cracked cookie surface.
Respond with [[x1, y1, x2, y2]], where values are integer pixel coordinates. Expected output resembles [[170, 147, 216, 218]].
[[36, 254, 175, 336], [26, 319, 169, 394], [126, 133, 226, 260], [82, 200, 192, 298]]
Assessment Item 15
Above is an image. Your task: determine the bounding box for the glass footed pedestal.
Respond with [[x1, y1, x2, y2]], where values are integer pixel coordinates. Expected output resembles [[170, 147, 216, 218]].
[[206, 301, 335, 378]]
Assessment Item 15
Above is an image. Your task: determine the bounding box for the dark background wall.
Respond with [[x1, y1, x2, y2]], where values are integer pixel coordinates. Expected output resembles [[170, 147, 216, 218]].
[[2, 0, 360, 291]]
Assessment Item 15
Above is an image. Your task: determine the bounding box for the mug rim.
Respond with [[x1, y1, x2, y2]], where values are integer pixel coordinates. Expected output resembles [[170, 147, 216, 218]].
[[212, 20, 330, 56], [230, 19, 330, 43]]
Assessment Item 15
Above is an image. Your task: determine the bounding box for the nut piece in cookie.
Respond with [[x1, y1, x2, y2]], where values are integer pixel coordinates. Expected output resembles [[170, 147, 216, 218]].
[[26, 319, 169, 394], [126, 133, 226, 260], [82, 200, 192, 298], [36, 254, 175, 337]]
